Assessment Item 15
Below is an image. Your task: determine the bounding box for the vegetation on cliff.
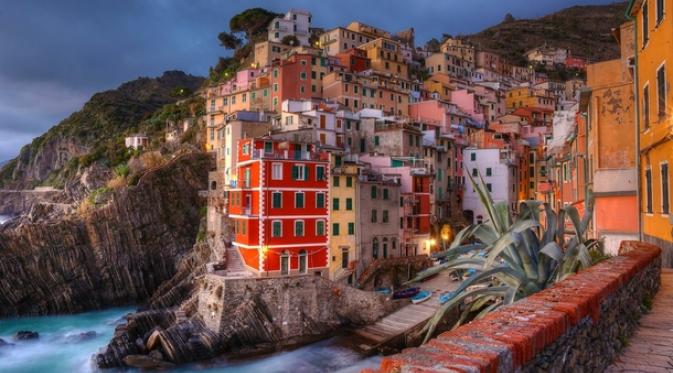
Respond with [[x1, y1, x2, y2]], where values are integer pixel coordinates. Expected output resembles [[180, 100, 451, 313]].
[[461, 2, 628, 65], [0, 71, 204, 190]]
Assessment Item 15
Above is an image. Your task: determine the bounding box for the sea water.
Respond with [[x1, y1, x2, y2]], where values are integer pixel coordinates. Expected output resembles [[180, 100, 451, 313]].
[[0, 308, 381, 373]]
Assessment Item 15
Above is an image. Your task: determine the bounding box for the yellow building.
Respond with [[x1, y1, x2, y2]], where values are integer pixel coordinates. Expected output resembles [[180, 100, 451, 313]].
[[424, 73, 456, 102], [329, 162, 360, 284], [628, 0, 673, 262], [505, 86, 556, 111], [359, 38, 408, 79]]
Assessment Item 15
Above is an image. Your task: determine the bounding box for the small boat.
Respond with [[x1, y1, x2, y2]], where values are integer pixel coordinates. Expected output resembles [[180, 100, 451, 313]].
[[464, 269, 477, 278], [438, 291, 456, 304], [375, 287, 391, 296], [392, 287, 420, 299], [411, 290, 432, 304]]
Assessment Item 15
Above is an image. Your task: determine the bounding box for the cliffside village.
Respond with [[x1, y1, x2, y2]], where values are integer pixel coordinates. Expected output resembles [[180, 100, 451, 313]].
[[129, 7, 671, 285]]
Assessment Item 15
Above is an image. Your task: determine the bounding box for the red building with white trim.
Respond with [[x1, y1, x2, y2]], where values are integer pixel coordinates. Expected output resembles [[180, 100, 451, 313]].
[[228, 138, 330, 276]]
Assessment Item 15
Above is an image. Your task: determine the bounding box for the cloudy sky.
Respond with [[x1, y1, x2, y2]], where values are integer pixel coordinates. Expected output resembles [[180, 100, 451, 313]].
[[0, 0, 620, 161]]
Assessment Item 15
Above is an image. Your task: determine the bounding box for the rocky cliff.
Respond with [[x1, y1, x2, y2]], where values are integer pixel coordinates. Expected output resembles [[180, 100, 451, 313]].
[[0, 151, 210, 317]]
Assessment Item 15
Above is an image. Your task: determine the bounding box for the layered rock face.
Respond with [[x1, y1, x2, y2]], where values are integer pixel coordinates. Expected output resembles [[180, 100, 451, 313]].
[[0, 152, 210, 317]]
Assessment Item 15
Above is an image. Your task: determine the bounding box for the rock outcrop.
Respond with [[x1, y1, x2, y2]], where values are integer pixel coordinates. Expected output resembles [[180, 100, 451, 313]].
[[96, 274, 402, 368], [0, 152, 210, 317]]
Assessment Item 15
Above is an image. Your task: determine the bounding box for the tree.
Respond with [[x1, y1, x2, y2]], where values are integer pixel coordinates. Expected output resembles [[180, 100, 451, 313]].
[[229, 8, 279, 42], [217, 32, 241, 50], [425, 38, 441, 53]]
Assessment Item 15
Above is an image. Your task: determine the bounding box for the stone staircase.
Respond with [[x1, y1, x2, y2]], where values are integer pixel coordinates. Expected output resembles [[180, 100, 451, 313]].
[[224, 247, 253, 278]]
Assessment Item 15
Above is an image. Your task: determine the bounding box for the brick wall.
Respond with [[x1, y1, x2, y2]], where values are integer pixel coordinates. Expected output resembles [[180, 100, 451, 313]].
[[369, 241, 661, 373]]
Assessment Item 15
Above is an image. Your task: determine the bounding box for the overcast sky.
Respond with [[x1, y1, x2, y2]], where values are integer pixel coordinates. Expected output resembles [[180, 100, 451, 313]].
[[0, 0, 621, 161]]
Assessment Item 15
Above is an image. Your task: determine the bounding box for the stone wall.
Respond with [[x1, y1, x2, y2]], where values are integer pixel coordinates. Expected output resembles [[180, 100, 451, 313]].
[[197, 274, 399, 347], [371, 241, 662, 373]]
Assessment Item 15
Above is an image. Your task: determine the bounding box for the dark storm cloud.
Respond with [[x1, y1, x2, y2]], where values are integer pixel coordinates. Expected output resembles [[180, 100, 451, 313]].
[[0, 0, 618, 161]]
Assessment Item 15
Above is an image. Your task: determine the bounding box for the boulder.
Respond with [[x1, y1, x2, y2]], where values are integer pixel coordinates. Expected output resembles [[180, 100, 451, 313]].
[[122, 354, 175, 370], [65, 331, 97, 343], [13, 331, 39, 340], [146, 329, 163, 351]]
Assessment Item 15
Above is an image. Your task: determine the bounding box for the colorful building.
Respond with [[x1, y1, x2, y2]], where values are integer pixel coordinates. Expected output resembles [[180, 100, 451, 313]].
[[628, 0, 673, 263], [228, 138, 330, 276], [267, 9, 312, 46]]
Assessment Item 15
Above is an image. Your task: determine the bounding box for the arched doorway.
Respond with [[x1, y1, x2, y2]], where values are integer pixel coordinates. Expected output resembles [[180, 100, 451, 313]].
[[299, 250, 307, 274]]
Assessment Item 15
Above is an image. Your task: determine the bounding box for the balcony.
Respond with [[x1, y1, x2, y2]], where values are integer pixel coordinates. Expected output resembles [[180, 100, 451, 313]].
[[250, 148, 328, 162]]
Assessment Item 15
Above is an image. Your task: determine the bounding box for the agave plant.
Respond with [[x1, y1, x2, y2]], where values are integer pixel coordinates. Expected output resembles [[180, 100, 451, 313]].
[[411, 172, 599, 342]]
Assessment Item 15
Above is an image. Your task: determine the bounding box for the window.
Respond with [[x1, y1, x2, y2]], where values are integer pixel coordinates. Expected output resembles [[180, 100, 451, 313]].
[[486, 167, 493, 177], [371, 209, 377, 223], [294, 220, 304, 236], [292, 165, 306, 180], [470, 152, 476, 161], [486, 183, 492, 192], [348, 222, 354, 235], [371, 185, 377, 199], [472, 168, 478, 177], [295, 192, 305, 208], [300, 72, 307, 80], [332, 223, 340, 236], [272, 163, 283, 180], [264, 142, 273, 154], [316, 192, 325, 208], [272, 192, 282, 208], [272, 221, 282, 237], [333, 176, 340, 186], [372, 238, 379, 259], [332, 198, 340, 210], [657, 0, 664, 24], [657, 64, 666, 118], [341, 248, 349, 269], [662, 163, 670, 214], [643, 1, 650, 45], [374, 136, 380, 146], [382, 210, 389, 223], [382, 188, 389, 200], [643, 84, 650, 129], [316, 166, 325, 180], [646, 168, 653, 213], [281, 253, 289, 275], [316, 220, 325, 235], [346, 177, 353, 187], [346, 198, 353, 210]]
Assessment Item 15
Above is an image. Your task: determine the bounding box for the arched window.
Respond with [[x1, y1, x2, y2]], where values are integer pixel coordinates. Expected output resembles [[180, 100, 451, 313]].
[[299, 250, 307, 274], [210, 181, 217, 190], [372, 238, 379, 259], [382, 238, 388, 258]]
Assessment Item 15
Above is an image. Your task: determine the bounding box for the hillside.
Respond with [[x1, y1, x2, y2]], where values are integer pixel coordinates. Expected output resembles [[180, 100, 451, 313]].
[[462, 2, 628, 66], [0, 71, 204, 191]]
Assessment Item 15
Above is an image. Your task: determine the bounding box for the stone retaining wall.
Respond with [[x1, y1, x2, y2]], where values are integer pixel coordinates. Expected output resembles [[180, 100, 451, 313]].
[[371, 241, 662, 373]]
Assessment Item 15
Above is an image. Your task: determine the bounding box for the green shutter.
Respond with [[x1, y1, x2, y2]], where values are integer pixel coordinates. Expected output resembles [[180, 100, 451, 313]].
[[348, 222, 354, 235], [332, 198, 339, 210], [332, 223, 339, 236], [317, 166, 324, 180], [383, 189, 389, 200], [346, 198, 353, 210], [346, 177, 353, 187], [371, 185, 377, 199], [273, 192, 281, 208], [292, 166, 299, 180], [273, 221, 281, 237], [316, 193, 324, 208]]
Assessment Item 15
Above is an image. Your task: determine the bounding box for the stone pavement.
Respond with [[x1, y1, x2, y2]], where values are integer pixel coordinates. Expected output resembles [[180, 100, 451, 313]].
[[606, 268, 673, 372]]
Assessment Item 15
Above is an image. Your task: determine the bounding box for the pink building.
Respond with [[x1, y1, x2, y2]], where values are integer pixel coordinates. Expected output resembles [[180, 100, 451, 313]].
[[450, 89, 485, 125]]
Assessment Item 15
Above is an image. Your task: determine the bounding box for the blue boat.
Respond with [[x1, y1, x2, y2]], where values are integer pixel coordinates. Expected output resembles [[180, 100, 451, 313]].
[[411, 290, 432, 304], [464, 269, 477, 278], [438, 291, 456, 304], [375, 287, 391, 296], [392, 287, 420, 299]]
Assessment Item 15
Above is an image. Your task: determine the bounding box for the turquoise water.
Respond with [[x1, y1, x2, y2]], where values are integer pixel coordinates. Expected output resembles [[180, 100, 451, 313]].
[[0, 307, 133, 373], [0, 308, 381, 373]]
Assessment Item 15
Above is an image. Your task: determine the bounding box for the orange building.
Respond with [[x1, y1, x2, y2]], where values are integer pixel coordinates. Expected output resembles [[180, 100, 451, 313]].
[[576, 21, 638, 254], [628, 0, 673, 263]]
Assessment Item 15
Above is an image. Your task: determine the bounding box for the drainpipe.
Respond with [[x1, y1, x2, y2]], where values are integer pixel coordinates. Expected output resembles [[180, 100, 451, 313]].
[[625, 5, 642, 241]]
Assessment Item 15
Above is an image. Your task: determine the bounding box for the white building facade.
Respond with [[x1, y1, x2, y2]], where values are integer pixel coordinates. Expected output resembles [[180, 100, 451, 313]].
[[462, 147, 518, 225], [268, 9, 312, 46]]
